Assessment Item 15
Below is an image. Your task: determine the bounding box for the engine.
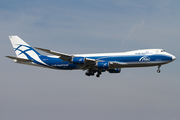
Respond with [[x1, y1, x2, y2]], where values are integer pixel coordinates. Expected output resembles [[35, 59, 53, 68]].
[[97, 62, 110, 69], [72, 57, 86, 64], [108, 68, 121, 73]]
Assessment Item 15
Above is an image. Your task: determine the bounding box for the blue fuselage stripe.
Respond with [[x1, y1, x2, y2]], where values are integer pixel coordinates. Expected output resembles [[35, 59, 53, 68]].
[[36, 54, 173, 70]]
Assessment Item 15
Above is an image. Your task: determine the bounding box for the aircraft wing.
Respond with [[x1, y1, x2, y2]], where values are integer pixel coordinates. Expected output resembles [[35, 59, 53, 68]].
[[34, 47, 96, 64], [34, 47, 127, 69]]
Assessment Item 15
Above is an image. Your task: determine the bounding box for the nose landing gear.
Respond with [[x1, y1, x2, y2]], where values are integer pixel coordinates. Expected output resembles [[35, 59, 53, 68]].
[[157, 65, 161, 73]]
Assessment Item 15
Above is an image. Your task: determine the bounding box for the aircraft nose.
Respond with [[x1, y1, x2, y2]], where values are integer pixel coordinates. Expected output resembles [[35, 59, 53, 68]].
[[172, 55, 176, 61]]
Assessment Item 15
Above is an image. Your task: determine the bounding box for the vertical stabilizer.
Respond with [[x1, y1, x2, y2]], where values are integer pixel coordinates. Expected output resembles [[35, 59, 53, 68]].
[[9, 36, 41, 59]]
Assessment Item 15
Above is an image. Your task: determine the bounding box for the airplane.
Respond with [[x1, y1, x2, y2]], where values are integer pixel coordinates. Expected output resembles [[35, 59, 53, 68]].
[[6, 36, 176, 77]]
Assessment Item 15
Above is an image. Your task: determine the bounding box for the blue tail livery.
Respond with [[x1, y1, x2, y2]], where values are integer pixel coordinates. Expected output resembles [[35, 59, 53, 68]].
[[6, 36, 176, 77]]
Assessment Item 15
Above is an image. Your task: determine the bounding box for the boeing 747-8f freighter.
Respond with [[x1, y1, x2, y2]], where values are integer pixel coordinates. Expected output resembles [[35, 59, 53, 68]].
[[6, 36, 176, 77]]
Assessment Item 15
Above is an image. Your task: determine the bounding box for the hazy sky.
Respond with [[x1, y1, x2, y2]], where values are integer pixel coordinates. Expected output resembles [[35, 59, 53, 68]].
[[1, 0, 180, 120]]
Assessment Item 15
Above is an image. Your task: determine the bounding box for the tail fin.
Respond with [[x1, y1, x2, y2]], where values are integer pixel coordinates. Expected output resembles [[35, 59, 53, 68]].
[[9, 36, 41, 59]]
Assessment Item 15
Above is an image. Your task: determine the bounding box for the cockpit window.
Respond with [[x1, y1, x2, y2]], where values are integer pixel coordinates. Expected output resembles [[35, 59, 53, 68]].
[[161, 50, 165, 52]]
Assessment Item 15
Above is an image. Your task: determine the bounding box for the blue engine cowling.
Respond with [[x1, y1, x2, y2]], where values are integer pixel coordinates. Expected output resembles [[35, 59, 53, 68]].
[[72, 57, 86, 64], [97, 62, 109, 69], [108, 68, 121, 73]]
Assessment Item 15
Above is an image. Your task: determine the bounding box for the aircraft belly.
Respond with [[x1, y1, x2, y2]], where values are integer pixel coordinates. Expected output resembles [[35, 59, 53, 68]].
[[118, 61, 171, 68]]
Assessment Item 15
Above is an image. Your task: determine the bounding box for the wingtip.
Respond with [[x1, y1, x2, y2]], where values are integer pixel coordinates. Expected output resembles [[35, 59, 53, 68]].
[[8, 35, 18, 39]]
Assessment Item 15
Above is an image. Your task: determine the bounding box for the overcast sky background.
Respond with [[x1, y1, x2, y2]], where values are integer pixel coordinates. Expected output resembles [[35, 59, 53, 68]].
[[0, 0, 180, 120]]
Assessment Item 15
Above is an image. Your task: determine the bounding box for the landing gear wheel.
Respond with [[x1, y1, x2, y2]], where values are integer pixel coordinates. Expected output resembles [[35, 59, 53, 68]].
[[96, 71, 101, 78], [98, 71, 102, 75], [85, 72, 90, 76], [85, 70, 96, 76], [90, 71, 95, 76], [85, 70, 102, 77], [157, 65, 161, 73], [96, 74, 100, 77]]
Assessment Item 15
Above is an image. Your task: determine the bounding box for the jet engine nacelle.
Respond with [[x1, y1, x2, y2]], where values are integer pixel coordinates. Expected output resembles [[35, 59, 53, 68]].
[[72, 57, 86, 64], [97, 61, 109, 69], [108, 68, 121, 73]]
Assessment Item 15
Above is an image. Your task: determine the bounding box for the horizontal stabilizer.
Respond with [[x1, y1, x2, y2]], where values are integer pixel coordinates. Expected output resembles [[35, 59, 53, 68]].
[[6, 56, 33, 62]]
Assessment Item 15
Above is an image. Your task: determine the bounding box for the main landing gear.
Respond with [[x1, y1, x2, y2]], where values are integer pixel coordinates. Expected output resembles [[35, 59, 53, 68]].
[[85, 70, 102, 78], [157, 65, 161, 73], [96, 71, 101, 78]]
